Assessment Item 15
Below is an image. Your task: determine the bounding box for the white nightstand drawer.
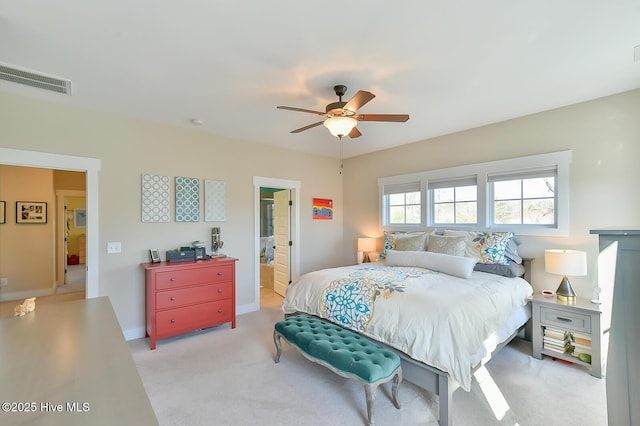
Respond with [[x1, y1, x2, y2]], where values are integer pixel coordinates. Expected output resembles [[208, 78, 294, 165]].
[[540, 307, 591, 333]]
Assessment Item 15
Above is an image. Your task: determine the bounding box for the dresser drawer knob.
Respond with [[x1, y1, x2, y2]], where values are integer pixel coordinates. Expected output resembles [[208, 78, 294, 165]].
[[217, 272, 224, 276], [170, 297, 176, 301], [170, 277, 176, 282], [218, 309, 223, 314], [170, 319, 176, 323], [217, 288, 223, 293]]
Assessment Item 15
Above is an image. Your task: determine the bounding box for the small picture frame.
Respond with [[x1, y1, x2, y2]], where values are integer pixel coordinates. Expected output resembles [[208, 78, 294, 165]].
[[0, 201, 5, 224], [149, 248, 161, 263], [74, 208, 86, 228], [16, 201, 47, 224]]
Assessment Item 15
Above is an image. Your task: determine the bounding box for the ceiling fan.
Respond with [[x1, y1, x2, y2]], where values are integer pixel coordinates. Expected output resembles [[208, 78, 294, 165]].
[[277, 85, 410, 139]]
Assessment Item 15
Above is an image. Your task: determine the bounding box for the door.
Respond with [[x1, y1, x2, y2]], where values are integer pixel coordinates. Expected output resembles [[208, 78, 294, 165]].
[[273, 189, 291, 297], [55, 190, 86, 289]]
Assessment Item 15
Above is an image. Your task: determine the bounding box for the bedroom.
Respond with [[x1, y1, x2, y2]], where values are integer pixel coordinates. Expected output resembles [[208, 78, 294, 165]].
[[1, 2, 639, 425]]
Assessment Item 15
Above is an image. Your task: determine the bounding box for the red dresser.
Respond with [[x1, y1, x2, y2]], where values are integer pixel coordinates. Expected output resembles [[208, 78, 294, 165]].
[[144, 257, 237, 350]]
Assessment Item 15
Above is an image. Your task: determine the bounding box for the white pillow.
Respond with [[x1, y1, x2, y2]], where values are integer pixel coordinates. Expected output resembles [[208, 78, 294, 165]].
[[385, 249, 478, 279]]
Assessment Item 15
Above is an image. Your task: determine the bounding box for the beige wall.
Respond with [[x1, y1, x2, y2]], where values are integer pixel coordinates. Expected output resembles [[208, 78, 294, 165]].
[[0, 92, 344, 337], [2, 89, 638, 335], [0, 165, 55, 294], [342, 89, 640, 299]]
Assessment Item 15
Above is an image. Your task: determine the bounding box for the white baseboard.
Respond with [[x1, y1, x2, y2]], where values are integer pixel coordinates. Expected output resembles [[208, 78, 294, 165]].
[[237, 302, 259, 315], [123, 304, 260, 342], [123, 326, 147, 341], [0, 288, 54, 302]]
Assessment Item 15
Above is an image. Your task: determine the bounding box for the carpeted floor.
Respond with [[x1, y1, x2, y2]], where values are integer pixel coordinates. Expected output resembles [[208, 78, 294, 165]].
[[128, 302, 607, 426]]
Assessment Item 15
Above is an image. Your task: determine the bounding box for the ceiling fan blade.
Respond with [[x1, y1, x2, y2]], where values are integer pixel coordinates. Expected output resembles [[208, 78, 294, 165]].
[[277, 106, 326, 115], [348, 127, 362, 139], [343, 91, 375, 113], [290, 121, 324, 133], [355, 114, 410, 122]]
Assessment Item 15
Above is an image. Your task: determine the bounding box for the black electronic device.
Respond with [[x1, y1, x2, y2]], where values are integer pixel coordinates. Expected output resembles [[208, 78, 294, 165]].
[[194, 247, 209, 260], [166, 249, 196, 263]]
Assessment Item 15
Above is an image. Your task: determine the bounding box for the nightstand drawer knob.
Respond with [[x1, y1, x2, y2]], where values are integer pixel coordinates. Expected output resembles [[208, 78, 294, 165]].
[[556, 317, 572, 323]]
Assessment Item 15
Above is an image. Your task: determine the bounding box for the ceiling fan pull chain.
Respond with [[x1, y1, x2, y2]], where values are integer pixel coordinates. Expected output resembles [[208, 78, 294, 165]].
[[340, 138, 344, 175]]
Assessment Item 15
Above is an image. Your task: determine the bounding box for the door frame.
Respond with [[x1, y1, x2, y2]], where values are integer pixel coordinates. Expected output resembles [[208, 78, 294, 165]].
[[253, 176, 300, 309], [0, 148, 100, 298], [55, 190, 86, 289]]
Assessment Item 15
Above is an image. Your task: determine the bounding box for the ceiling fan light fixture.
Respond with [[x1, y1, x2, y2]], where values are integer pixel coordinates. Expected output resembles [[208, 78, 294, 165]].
[[323, 116, 357, 138]]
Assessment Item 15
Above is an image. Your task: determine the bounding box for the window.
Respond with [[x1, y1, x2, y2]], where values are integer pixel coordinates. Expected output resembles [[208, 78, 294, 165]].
[[489, 168, 557, 226], [429, 177, 477, 225], [378, 151, 571, 236], [383, 182, 421, 225]]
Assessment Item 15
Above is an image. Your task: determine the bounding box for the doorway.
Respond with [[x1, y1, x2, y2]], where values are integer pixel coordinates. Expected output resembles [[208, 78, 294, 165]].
[[253, 177, 300, 310], [0, 148, 100, 300], [56, 190, 87, 294]]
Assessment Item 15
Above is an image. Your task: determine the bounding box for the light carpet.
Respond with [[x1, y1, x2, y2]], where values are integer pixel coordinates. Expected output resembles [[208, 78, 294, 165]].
[[128, 305, 607, 426]]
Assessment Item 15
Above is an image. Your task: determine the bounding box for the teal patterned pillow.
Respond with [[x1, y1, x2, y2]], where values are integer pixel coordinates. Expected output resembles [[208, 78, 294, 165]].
[[443, 230, 515, 265], [378, 231, 396, 259], [477, 232, 514, 265]]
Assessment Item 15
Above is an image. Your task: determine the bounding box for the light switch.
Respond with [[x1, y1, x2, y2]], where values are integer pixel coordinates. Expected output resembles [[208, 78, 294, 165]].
[[107, 242, 122, 254]]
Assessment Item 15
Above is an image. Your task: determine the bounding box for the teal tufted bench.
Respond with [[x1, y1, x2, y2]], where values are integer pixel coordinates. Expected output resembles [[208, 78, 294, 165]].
[[273, 314, 402, 426]]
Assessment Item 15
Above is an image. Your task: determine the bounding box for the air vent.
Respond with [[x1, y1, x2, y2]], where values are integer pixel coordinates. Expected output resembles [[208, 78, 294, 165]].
[[0, 63, 72, 95]]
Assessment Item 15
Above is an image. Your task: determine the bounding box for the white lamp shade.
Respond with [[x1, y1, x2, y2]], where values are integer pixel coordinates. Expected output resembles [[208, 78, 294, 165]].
[[323, 116, 357, 138], [357, 237, 377, 253], [545, 249, 587, 276]]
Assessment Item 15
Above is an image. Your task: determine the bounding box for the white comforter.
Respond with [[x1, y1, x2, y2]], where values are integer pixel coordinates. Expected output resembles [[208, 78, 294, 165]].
[[282, 263, 532, 391]]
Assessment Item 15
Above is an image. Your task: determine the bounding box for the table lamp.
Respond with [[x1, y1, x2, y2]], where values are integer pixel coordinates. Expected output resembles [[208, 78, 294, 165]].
[[544, 249, 587, 303], [357, 238, 377, 263]]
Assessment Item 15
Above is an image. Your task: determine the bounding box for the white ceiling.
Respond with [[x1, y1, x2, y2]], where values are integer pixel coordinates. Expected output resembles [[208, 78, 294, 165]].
[[1, 1, 639, 159]]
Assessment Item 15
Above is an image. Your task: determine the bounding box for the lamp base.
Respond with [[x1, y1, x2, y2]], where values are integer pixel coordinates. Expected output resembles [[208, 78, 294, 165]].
[[556, 276, 577, 304], [363, 252, 371, 263]]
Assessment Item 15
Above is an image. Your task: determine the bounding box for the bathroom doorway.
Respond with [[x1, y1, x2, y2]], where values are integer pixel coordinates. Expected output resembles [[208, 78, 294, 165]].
[[253, 176, 300, 310]]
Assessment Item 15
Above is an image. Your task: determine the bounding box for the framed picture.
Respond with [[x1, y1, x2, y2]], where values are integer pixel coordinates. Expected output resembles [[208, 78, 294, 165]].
[[149, 248, 161, 263], [16, 201, 47, 224], [312, 198, 333, 220], [0, 201, 5, 224], [74, 208, 86, 228]]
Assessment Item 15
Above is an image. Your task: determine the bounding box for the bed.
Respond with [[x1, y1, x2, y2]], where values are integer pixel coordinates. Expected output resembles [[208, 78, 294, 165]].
[[281, 231, 533, 426]]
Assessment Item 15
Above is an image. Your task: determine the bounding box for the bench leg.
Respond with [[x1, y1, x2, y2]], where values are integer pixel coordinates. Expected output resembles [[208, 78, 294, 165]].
[[273, 330, 282, 363], [364, 383, 379, 426], [391, 368, 402, 409]]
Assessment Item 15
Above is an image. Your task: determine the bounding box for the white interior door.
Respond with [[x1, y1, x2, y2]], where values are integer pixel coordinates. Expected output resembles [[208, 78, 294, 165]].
[[273, 189, 291, 297]]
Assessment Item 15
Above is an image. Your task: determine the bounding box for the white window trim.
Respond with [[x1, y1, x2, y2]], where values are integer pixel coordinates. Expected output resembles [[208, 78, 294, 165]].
[[378, 150, 572, 236]]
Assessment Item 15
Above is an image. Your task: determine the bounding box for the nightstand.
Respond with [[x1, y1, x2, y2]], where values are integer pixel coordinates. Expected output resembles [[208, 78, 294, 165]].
[[531, 294, 604, 378]]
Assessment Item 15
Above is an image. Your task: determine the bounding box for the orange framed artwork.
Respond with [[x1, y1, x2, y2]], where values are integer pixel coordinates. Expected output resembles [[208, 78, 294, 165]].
[[312, 198, 333, 220]]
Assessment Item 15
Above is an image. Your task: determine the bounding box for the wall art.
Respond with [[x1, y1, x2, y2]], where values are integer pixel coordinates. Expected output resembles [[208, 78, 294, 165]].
[[142, 174, 170, 223], [16, 201, 47, 224], [175, 176, 200, 222], [312, 198, 333, 220], [204, 179, 226, 222]]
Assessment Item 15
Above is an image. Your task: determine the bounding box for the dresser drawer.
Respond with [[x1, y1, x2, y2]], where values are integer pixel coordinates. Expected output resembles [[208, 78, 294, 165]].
[[156, 282, 233, 309], [155, 264, 233, 290], [156, 299, 233, 339], [540, 306, 591, 333]]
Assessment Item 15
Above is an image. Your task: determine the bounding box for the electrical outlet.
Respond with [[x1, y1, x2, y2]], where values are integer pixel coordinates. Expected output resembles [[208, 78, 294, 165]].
[[0, 277, 8, 287], [107, 242, 122, 254]]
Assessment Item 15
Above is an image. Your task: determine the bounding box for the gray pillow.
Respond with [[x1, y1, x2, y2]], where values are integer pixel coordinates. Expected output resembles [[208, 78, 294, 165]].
[[473, 262, 525, 278]]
